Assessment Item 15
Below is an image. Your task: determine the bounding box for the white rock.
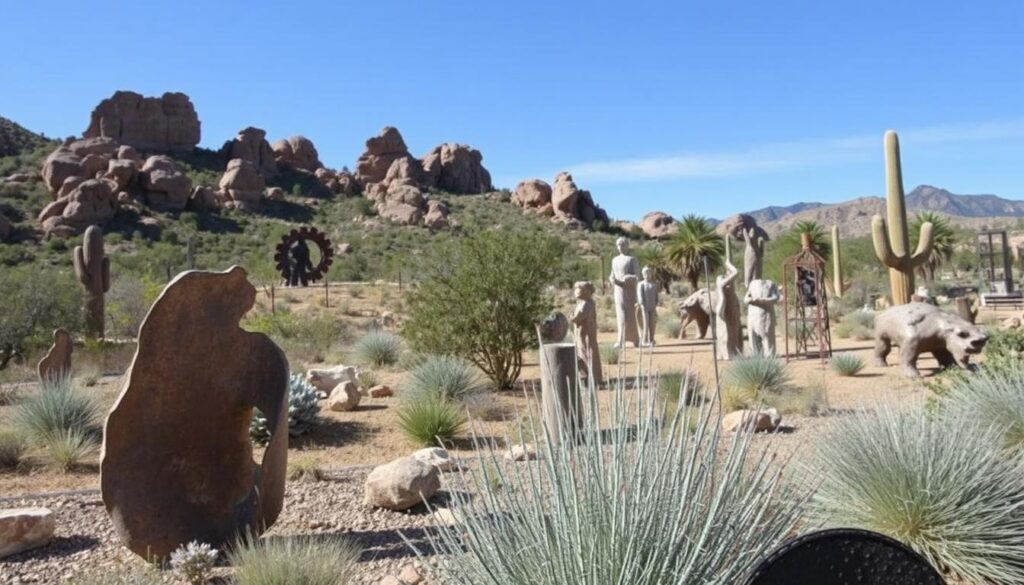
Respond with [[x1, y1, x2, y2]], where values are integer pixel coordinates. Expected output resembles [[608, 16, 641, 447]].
[[720, 408, 781, 433], [412, 447, 457, 472], [327, 381, 361, 412], [505, 443, 537, 462], [306, 365, 357, 393], [364, 456, 441, 511], [0, 508, 55, 559]]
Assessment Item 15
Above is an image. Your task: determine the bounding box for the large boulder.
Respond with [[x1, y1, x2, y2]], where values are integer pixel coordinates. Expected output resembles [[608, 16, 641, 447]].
[[423, 199, 451, 230], [84, 91, 200, 152], [104, 158, 137, 191], [140, 156, 192, 211], [272, 136, 322, 172], [364, 456, 441, 511], [101, 267, 289, 559], [382, 155, 422, 189], [355, 127, 412, 187], [39, 178, 119, 237], [218, 158, 265, 212], [716, 213, 769, 241], [0, 508, 55, 559], [551, 172, 608, 228], [41, 145, 84, 193], [873, 302, 988, 377], [420, 143, 493, 194], [639, 211, 678, 239], [69, 137, 120, 159], [512, 179, 552, 209], [315, 168, 358, 196], [220, 127, 277, 178]]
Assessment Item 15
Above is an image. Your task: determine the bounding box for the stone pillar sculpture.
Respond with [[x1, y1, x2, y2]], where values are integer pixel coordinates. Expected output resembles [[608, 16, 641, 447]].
[[637, 266, 659, 347], [73, 225, 110, 339], [101, 266, 289, 559], [743, 227, 766, 287], [540, 342, 582, 447], [37, 328, 73, 382], [745, 279, 780, 356], [831, 225, 844, 298], [570, 281, 602, 386], [608, 237, 640, 349], [871, 130, 934, 305], [714, 260, 742, 360]]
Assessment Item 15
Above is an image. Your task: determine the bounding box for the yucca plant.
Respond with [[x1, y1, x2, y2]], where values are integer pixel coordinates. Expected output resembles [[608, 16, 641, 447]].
[[830, 353, 864, 377], [413, 372, 808, 584], [12, 375, 100, 443], [941, 363, 1024, 450], [397, 394, 468, 446], [40, 427, 97, 471], [806, 404, 1024, 584], [657, 314, 683, 339], [658, 369, 702, 406], [228, 535, 360, 585], [406, 355, 488, 404], [352, 330, 402, 367], [723, 354, 790, 398], [250, 374, 320, 442]]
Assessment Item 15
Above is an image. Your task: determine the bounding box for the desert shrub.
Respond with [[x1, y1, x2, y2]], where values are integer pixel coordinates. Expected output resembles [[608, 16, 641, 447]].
[[67, 564, 163, 585], [397, 394, 468, 446], [288, 458, 326, 482], [244, 311, 349, 359], [0, 266, 84, 370], [75, 363, 104, 387], [657, 314, 682, 338], [807, 405, 1024, 584], [599, 343, 620, 365], [766, 382, 829, 416], [352, 330, 402, 367], [721, 384, 757, 412], [355, 369, 377, 390], [106, 273, 162, 339], [0, 384, 19, 405], [406, 355, 488, 404], [659, 369, 702, 405], [419, 369, 807, 584], [941, 363, 1024, 450], [12, 376, 101, 443], [723, 355, 790, 397], [250, 374, 320, 442], [830, 353, 864, 376], [402, 230, 562, 389], [0, 429, 27, 468], [170, 541, 219, 585], [983, 328, 1024, 371], [229, 535, 360, 585], [40, 428, 97, 471], [835, 311, 874, 341]]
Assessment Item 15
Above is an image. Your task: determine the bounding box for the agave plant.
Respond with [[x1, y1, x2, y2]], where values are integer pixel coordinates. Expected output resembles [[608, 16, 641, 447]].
[[250, 374, 320, 441]]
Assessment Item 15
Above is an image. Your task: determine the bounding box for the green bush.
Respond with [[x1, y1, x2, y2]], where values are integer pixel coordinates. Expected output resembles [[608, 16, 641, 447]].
[[251, 374, 320, 442], [835, 312, 874, 341], [0, 429, 27, 468], [12, 376, 101, 443], [941, 363, 1024, 450], [402, 230, 562, 389], [983, 328, 1024, 370], [421, 367, 807, 584], [657, 314, 682, 338], [830, 353, 864, 376], [406, 355, 487, 404], [0, 267, 84, 370], [599, 343, 621, 365], [352, 330, 402, 367], [659, 369, 701, 405], [724, 355, 790, 397], [229, 535, 360, 585], [397, 395, 467, 446], [807, 405, 1024, 584]]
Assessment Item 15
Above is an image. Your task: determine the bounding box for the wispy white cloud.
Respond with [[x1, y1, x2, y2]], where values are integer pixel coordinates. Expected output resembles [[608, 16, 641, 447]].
[[567, 119, 1024, 183]]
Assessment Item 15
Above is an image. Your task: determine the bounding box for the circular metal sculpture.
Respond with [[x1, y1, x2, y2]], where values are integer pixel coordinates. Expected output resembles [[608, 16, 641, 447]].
[[274, 227, 333, 286], [745, 528, 945, 585]]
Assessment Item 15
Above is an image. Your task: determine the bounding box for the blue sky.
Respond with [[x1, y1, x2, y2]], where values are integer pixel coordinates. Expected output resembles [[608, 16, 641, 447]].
[[2, 0, 1021, 221]]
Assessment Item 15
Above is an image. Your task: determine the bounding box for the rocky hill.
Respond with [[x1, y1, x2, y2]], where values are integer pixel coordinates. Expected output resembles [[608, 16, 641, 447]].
[[752, 186, 1024, 236], [0, 116, 52, 157]]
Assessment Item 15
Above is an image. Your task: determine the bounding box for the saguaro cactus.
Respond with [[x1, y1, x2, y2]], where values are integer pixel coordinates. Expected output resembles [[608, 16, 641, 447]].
[[871, 130, 933, 305], [74, 225, 110, 338], [831, 225, 843, 298]]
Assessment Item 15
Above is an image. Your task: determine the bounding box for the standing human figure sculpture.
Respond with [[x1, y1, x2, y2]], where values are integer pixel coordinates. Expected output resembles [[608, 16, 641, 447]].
[[745, 278, 780, 356], [742, 226, 766, 287], [608, 237, 640, 349], [715, 260, 742, 360], [288, 239, 313, 287], [570, 281, 602, 386], [637, 266, 659, 347]]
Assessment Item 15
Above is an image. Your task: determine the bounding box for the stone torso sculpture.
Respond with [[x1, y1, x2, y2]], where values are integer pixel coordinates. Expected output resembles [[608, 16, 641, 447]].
[[873, 302, 988, 377], [570, 281, 602, 385], [745, 279, 780, 356], [714, 261, 742, 360], [37, 328, 73, 382], [608, 238, 640, 348], [637, 267, 659, 347], [101, 267, 289, 559]]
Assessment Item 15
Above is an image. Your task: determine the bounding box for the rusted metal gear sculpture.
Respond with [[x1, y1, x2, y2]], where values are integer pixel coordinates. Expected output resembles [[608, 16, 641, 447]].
[[274, 227, 333, 286]]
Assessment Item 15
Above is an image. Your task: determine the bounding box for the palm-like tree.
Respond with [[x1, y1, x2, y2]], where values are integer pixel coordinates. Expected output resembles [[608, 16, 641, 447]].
[[910, 211, 956, 282], [665, 215, 724, 289], [783, 220, 831, 261], [634, 244, 677, 292]]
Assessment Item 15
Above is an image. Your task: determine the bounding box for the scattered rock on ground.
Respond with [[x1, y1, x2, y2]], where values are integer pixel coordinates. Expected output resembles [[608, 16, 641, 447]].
[[369, 385, 393, 398], [328, 381, 361, 412], [307, 365, 358, 393], [505, 443, 537, 462], [412, 447, 457, 472], [364, 456, 441, 511], [721, 409, 781, 433], [0, 508, 55, 559]]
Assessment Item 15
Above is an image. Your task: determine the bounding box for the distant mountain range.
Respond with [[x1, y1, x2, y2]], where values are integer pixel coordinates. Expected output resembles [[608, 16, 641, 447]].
[[746, 186, 1024, 236]]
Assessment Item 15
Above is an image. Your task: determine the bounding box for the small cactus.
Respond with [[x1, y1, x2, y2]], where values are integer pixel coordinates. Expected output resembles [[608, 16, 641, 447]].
[[73, 225, 110, 338], [871, 131, 933, 305], [832, 225, 843, 298]]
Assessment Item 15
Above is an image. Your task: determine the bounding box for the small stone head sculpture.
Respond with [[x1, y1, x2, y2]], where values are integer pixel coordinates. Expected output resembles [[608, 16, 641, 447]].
[[642, 266, 652, 282], [616, 237, 629, 255], [574, 280, 596, 301]]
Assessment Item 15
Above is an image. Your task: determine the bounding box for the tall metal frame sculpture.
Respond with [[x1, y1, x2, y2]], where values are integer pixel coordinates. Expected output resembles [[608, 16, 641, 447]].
[[977, 229, 1014, 294], [782, 234, 832, 364]]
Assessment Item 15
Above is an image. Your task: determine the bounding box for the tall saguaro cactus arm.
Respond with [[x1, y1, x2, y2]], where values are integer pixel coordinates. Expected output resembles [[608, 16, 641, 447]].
[[870, 130, 935, 304], [73, 225, 110, 338]]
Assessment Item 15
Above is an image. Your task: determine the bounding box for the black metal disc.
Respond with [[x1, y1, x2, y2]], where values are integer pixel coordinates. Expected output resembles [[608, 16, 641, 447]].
[[745, 528, 945, 585]]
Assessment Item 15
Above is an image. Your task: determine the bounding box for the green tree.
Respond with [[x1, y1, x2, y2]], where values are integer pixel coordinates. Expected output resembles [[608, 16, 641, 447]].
[[0, 267, 84, 369], [910, 211, 956, 282], [634, 244, 677, 292], [782, 220, 831, 260], [665, 215, 724, 289], [402, 230, 563, 389]]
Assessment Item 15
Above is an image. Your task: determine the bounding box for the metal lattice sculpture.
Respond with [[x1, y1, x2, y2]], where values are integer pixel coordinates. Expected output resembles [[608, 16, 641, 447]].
[[745, 528, 945, 585], [274, 227, 333, 286], [782, 233, 832, 363]]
